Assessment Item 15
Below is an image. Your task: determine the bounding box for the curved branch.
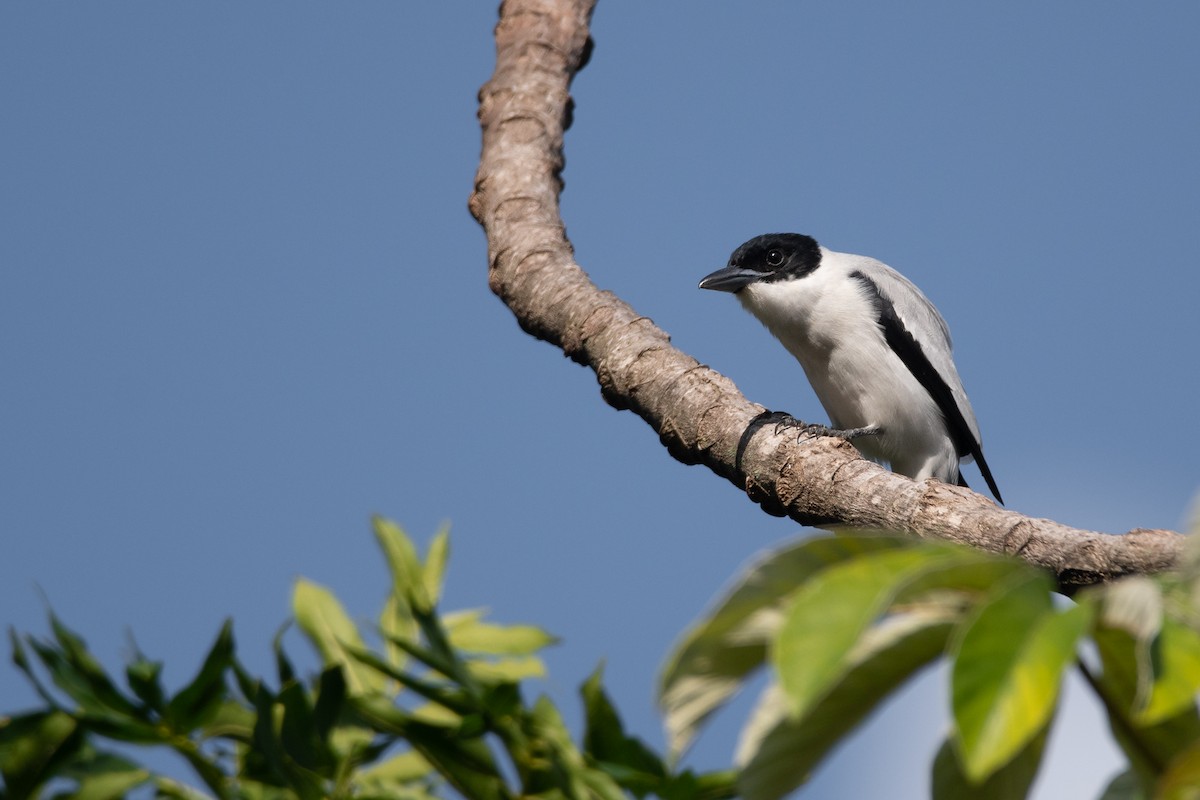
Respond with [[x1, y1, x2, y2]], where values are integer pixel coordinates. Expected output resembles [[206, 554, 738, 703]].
[[468, 0, 1183, 587]]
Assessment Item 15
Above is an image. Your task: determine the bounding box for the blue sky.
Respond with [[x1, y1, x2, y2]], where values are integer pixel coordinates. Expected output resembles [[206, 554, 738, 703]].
[[3, 3, 1197, 798]]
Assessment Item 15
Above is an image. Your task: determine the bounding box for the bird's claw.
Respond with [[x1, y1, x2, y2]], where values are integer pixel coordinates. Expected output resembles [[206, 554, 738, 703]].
[[738, 411, 881, 466], [771, 416, 883, 444]]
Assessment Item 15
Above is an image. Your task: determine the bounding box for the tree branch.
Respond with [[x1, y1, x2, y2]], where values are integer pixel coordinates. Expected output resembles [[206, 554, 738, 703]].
[[468, 0, 1183, 587]]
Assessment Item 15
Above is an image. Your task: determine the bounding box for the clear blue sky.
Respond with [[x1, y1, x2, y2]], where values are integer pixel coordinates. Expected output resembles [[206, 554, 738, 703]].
[[3, 3, 1197, 798]]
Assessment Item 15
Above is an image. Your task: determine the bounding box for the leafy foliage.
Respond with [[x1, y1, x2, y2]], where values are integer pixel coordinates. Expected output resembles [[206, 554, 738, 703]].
[[5, 519, 1200, 800], [1, 519, 733, 800], [659, 530, 1200, 800]]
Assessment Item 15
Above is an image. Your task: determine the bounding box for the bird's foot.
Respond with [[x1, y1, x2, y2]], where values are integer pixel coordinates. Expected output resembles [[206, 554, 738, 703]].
[[737, 410, 882, 468], [800, 423, 882, 442], [737, 410, 788, 468], [768, 415, 882, 443]]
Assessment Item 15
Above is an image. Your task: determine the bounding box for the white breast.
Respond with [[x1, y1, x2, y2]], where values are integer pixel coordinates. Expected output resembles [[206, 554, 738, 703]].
[[734, 251, 960, 482]]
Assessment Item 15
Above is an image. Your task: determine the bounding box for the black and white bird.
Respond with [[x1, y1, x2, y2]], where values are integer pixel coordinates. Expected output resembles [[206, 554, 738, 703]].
[[699, 233, 1002, 504]]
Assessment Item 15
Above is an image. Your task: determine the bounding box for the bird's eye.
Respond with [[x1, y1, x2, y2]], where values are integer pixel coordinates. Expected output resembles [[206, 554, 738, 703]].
[[765, 249, 785, 267]]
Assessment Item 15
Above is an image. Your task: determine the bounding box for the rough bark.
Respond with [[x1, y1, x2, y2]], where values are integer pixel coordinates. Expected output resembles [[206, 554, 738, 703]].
[[468, 0, 1183, 587]]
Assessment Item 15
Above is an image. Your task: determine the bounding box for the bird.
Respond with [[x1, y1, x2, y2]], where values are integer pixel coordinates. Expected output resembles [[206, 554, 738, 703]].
[[698, 233, 1002, 504]]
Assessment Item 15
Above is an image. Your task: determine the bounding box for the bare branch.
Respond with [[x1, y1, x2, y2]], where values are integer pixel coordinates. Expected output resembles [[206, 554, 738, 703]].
[[468, 0, 1183, 587]]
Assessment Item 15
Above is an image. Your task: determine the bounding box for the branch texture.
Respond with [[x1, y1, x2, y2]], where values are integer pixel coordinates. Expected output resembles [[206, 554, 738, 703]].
[[468, 0, 1183, 586]]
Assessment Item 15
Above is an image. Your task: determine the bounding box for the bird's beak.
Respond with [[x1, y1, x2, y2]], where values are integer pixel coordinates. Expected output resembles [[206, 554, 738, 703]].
[[698, 265, 762, 293]]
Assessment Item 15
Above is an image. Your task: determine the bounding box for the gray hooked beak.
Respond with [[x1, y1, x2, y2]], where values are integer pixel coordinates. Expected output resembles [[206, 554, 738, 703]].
[[698, 265, 763, 293]]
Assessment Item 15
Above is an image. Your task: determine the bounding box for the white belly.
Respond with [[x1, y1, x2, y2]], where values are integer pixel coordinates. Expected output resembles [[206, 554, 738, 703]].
[[792, 333, 956, 481], [739, 278, 960, 482]]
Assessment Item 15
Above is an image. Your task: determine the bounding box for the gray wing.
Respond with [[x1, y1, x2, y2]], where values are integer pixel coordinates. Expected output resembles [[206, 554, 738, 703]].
[[848, 256, 1002, 503]]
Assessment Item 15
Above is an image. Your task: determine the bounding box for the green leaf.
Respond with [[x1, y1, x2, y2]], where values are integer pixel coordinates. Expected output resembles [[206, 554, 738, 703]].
[[481, 681, 523, 725], [245, 683, 325, 800], [931, 725, 1048, 800], [272, 623, 298, 686], [345, 644, 472, 715], [446, 613, 558, 656], [672, 769, 740, 800], [153, 775, 218, 800], [228, 779, 299, 800], [24, 623, 141, 724], [278, 679, 329, 771], [352, 695, 509, 800], [247, 682, 288, 783], [423, 524, 451, 608], [166, 620, 234, 731], [293, 578, 384, 697], [327, 722, 379, 764], [231, 654, 262, 704], [355, 750, 434, 793], [0, 710, 81, 798], [68, 713, 161, 745], [526, 695, 627, 800], [466, 655, 547, 683], [659, 534, 911, 758], [380, 592, 418, 674], [59, 749, 152, 800], [198, 698, 256, 741], [582, 665, 666, 793], [577, 767, 636, 800], [951, 572, 1090, 783], [1092, 625, 1200, 789], [10, 627, 59, 707], [18, 622, 160, 742], [48, 613, 143, 719], [124, 654, 166, 713], [1095, 578, 1165, 714], [773, 545, 971, 719], [312, 665, 346, 744], [1138, 617, 1200, 725], [377, 629, 460, 682], [373, 517, 432, 614], [410, 701, 464, 728], [737, 602, 958, 800]]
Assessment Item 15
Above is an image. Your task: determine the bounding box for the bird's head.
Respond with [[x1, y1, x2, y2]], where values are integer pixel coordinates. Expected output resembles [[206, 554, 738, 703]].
[[698, 233, 822, 293]]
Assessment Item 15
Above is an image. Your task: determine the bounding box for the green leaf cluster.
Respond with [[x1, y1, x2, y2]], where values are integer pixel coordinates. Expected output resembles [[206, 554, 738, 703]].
[[1, 519, 733, 800], [7, 518, 1200, 800], [659, 531, 1200, 800]]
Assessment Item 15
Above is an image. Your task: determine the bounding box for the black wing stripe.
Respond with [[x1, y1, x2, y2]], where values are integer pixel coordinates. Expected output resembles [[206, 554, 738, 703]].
[[850, 271, 1003, 504]]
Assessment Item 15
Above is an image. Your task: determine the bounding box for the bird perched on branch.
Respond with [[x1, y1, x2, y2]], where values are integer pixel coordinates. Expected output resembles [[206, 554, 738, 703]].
[[699, 233, 1002, 504]]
